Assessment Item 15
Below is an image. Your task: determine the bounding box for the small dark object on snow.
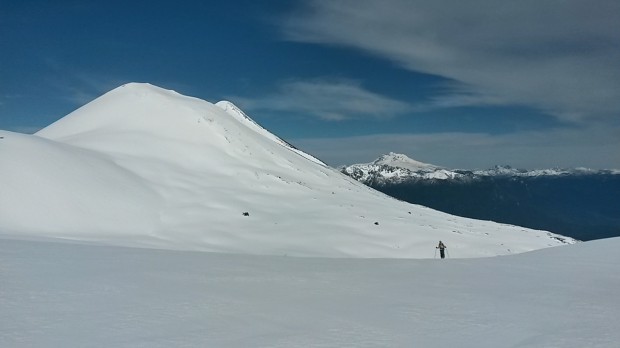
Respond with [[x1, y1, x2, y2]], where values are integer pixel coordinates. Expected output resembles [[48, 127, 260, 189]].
[[436, 241, 447, 259], [242, 212, 250, 216], [374, 222, 379, 225]]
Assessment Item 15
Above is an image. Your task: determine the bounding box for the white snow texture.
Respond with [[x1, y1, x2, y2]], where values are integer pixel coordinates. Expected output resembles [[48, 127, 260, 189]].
[[1, 237, 618, 347]]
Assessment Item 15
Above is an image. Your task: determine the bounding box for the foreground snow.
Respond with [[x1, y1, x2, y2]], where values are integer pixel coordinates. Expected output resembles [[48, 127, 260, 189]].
[[0, 83, 574, 258], [1, 236, 618, 348]]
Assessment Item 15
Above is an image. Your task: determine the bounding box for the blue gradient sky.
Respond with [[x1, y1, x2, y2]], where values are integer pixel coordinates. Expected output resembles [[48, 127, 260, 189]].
[[2, 0, 619, 168]]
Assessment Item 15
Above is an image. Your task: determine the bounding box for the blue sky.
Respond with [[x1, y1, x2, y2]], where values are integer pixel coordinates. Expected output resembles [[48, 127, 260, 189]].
[[2, 0, 619, 169]]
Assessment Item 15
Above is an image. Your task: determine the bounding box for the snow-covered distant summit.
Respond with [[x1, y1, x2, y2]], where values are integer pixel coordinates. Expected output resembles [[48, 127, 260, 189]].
[[372, 152, 438, 171], [342, 153, 619, 185], [342, 153, 459, 183], [0, 84, 575, 258]]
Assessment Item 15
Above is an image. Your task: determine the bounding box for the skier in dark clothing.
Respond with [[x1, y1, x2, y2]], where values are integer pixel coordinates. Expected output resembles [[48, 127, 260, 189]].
[[436, 241, 447, 259]]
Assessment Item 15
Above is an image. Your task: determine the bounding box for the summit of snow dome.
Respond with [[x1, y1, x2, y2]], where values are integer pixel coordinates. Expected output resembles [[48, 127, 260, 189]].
[[1, 83, 576, 258], [36, 83, 196, 139]]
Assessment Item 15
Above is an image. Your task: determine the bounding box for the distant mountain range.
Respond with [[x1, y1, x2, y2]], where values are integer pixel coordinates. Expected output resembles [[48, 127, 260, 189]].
[[341, 153, 620, 241]]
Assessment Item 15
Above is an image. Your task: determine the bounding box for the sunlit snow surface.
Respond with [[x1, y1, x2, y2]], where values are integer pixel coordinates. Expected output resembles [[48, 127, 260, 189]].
[[1, 237, 618, 347], [0, 83, 574, 257]]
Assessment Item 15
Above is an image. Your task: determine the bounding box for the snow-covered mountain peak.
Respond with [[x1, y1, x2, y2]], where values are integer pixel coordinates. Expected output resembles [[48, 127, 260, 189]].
[[35, 83, 324, 168], [372, 152, 438, 171], [342, 153, 455, 183], [35, 82, 209, 142]]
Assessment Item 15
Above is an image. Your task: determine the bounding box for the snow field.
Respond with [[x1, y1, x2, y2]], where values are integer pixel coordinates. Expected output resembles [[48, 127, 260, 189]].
[[1, 237, 618, 348]]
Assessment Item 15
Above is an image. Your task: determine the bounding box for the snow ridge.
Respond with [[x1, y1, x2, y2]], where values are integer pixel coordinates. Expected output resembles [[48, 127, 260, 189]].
[[215, 100, 326, 166]]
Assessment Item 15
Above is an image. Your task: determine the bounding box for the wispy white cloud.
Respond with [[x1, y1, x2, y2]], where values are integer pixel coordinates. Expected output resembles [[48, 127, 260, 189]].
[[282, 0, 620, 123], [41, 58, 129, 106], [0, 93, 23, 107], [230, 79, 412, 121], [55, 74, 126, 106], [293, 124, 620, 169]]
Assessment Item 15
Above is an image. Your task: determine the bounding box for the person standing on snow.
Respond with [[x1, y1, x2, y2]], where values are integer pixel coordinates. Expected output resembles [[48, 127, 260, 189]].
[[436, 241, 447, 259]]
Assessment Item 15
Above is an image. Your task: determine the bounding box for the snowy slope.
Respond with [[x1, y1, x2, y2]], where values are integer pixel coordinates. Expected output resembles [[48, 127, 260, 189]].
[[0, 83, 574, 258], [1, 236, 618, 347], [215, 100, 326, 166]]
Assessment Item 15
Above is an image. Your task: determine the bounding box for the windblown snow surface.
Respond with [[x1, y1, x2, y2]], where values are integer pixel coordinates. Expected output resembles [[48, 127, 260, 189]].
[[0, 237, 618, 347], [0, 83, 573, 258]]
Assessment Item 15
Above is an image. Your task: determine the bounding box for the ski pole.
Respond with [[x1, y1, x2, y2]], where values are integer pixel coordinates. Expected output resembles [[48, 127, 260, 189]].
[[434, 248, 437, 259], [446, 249, 451, 258]]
